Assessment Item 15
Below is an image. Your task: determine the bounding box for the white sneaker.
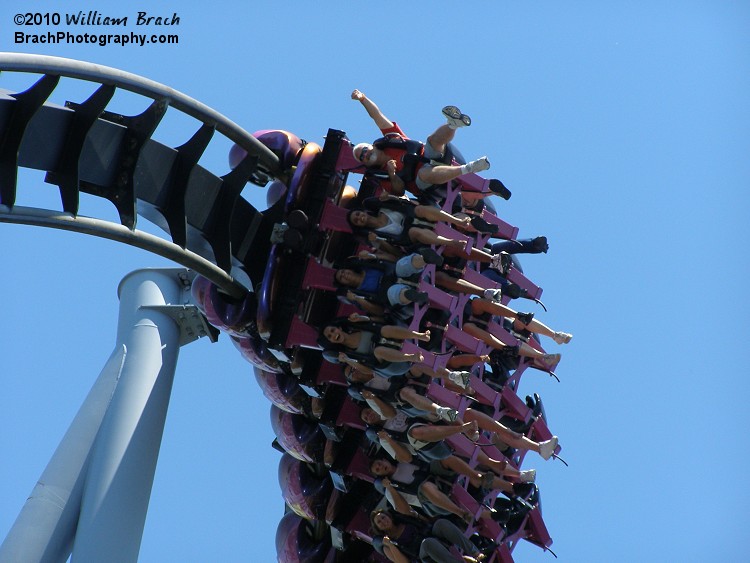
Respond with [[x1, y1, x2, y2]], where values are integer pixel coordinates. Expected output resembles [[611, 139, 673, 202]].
[[539, 436, 558, 460], [442, 105, 472, 128], [553, 331, 573, 345], [490, 251, 511, 273], [465, 156, 490, 173], [483, 288, 503, 302], [448, 370, 471, 389], [436, 407, 459, 422], [519, 469, 536, 482]]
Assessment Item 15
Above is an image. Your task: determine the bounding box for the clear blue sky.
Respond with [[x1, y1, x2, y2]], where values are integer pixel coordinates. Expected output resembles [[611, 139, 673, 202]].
[[1, 2, 748, 562]]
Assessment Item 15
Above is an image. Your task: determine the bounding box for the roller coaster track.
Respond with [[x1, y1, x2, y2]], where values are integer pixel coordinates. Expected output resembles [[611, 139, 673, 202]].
[[0, 52, 284, 298], [2, 53, 561, 562]]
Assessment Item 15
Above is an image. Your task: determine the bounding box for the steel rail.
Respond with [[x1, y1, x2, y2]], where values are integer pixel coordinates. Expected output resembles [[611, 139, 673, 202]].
[[0, 204, 248, 298], [0, 52, 280, 175]]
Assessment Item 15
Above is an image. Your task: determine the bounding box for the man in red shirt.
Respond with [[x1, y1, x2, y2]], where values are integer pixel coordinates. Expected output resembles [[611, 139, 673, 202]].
[[350, 89, 491, 197]]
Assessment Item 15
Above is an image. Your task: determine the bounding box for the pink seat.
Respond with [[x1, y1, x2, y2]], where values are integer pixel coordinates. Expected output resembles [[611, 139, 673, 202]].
[[401, 342, 450, 371], [485, 321, 522, 348], [335, 396, 366, 430], [467, 375, 502, 409], [434, 222, 474, 254], [499, 386, 533, 424], [505, 268, 543, 301], [445, 325, 487, 355], [284, 316, 322, 349], [446, 434, 480, 465], [317, 360, 347, 387], [524, 507, 554, 549], [418, 278, 457, 311], [302, 259, 337, 291], [462, 266, 496, 291], [480, 209, 519, 240], [319, 199, 353, 233], [425, 381, 466, 411], [334, 138, 364, 172]]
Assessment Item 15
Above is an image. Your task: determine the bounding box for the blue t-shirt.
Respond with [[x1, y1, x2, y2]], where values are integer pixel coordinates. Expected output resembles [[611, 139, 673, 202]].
[[358, 268, 384, 293]]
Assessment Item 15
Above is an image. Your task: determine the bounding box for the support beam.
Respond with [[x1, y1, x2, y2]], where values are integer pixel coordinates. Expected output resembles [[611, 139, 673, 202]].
[[70, 269, 185, 563], [0, 347, 126, 563]]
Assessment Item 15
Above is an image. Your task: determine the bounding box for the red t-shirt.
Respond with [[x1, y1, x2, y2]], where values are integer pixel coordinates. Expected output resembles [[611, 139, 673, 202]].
[[378, 122, 410, 173]]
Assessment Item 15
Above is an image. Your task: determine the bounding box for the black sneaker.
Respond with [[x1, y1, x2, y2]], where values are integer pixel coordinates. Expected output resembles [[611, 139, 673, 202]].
[[515, 312, 534, 325], [490, 251, 512, 274], [503, 282, 526, 299], [470, 215, 499, 234], [532, 236, 549, 253], [418, 247, 444, 267], [404, 288, 429, 304], [488, 179, 512, 200]]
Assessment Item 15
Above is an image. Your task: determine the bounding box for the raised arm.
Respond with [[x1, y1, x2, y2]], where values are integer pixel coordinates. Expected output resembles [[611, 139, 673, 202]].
[[362, 389, 398, 419], [351, 89, 394, 130], [377, 430, 414, 463], [381, 478, 417, 516]]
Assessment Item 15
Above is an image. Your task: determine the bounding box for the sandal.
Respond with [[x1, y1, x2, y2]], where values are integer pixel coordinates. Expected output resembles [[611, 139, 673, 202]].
[[541, 353, 561, 369]]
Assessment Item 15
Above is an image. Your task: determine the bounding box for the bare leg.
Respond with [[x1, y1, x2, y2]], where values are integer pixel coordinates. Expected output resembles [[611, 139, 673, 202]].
[[464, 323, 513, 352], [408, 422, 475, 443], [398, 386, 444, 413], [466, 247, 494, 263], [409, 227, 467, 251], [435, 272, 485, 297], [439, 455, 482, 486], [441, 245, 495, 263], [425, 124, 455, 154], [414, 205, 471, 229], [381, 325, 430, 342], [475, 450, 509, 476], [373, 346, 422, 364], [513, 317, 572, 344], [418, 164, 467, 186], [471, 297, 516, 319], [418, 481, 470, 521], [462, 408, 542, 453]]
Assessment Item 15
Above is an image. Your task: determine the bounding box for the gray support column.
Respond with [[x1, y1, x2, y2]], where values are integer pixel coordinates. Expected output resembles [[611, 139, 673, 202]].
[[71, 269, 184, 563], [0, 346, 126, 563]]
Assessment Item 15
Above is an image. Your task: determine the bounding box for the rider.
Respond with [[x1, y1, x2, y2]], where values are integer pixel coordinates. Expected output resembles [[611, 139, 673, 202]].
[[350, 89, 496, 198]]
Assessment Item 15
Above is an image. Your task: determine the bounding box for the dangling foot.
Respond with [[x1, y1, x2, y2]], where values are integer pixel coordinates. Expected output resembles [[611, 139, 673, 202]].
[[488, 178, 511, 199], [483, 288, 503, 302], [538, 436, 558, 460], [417, 330, 431, 342], [442, 105, 472, 128], [462, 156, 491, 174], [519, 469, 536, 482], [470, 215, 499, 234], [553, 331, 573, 345], [436, 406, 459, 422], [541, 353, 562, 369], [490, 251, 512, 274], [418, 247, 444, 266], [448, 370, 472, 389], [404, 288, 429, 304], [532, 235, 549, 253], [502, 282, 526, 299], [515, 312, 534, 326], [448, 239, 469, 252], [462, 420, 480, 441]]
